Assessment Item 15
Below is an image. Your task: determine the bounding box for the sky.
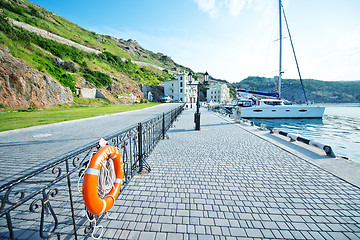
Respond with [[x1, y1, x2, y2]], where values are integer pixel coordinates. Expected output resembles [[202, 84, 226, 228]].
[[30, 0, 360, 83]]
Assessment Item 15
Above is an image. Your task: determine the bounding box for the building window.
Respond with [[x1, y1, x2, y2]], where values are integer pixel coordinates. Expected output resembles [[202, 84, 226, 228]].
[[180, 98, 183, 101], [172, 83, 173, 86], [180, 82, 183, 87], [180, 89, 183, 93]]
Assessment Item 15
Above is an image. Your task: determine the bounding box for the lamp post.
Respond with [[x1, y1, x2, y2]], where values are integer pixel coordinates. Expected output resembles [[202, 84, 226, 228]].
[[188, 72, 200, 130], [188, 71, 209, 131], [204, 71, 209, 83]]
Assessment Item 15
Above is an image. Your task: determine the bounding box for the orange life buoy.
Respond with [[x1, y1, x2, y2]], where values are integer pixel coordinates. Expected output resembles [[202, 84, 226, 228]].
[[82, 145, 123, 215]]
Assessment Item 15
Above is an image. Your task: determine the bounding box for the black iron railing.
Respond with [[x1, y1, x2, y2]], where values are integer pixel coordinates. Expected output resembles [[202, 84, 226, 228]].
[[0, 103, 185, 239]]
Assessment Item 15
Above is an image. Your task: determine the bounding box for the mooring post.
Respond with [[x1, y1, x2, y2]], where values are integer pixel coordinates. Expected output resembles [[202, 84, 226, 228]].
[[138, 123, 143, 172]]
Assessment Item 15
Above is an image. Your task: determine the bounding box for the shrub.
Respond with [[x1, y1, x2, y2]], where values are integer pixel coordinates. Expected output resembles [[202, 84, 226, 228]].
[[0, 0, 25, 16], [33, 55, 76, 92], [28, 6, 42, 19], [0, 14, 31, 44], [0, 13, 12, 33], [28, 103, 38, 110], [82, 69, 112, 87], [82, 73, 98, 86], [0, 103, 7, 108]]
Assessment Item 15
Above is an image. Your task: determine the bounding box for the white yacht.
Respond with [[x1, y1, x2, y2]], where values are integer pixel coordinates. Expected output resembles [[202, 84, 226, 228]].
[[235, 0, 324, 119], [239, 98, 324, 119]]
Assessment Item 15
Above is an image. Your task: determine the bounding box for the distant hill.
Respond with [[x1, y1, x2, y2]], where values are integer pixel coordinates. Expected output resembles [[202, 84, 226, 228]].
[[0, 0, 191, 108], [233, 76, 360, 103]]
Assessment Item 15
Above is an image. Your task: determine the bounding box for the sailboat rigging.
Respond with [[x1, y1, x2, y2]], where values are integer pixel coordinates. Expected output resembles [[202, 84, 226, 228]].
[[226, 0, 325, 119], [278, 0, 283, 100], [281, 2, 308, 104]]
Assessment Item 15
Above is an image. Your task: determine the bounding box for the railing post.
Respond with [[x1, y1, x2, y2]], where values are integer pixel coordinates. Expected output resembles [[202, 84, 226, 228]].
[[162, 113, 165, 140], [65, 160, 78, 240], [138, 123, 143, 172], [6, 213, 14, 240]]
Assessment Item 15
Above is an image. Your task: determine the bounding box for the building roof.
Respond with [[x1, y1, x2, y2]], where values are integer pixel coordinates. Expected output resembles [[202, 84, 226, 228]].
[[208, 83, 229, 90], [164, 77, 178, 82]]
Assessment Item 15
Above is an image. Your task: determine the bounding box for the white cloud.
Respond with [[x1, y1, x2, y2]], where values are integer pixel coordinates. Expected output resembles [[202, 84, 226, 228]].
[[193, 0, 256, 18], [193, 0, 221, 18], [227, 0, 246, 16], [338, 31, 360, 59], [228, 0, 257, 16]]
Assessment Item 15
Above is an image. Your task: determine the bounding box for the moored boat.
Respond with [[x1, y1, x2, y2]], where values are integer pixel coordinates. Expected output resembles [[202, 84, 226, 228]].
[[233, 0, 325, 119], [239, 98, 324, 118]]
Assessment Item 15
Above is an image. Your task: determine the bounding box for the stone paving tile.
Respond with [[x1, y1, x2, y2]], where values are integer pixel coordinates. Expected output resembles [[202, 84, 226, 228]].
[[92, 108, 360, 239]]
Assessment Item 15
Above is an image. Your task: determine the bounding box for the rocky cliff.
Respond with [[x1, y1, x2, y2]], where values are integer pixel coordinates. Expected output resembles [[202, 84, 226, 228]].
[[0, 46, 73, 108]]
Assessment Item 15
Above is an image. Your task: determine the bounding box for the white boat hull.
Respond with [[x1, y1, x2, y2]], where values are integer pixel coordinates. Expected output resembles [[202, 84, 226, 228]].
[[240, 105, 325, 119]]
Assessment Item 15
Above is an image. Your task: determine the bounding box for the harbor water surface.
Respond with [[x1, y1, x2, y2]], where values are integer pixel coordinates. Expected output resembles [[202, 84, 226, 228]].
[[250, 103, 360, 163]]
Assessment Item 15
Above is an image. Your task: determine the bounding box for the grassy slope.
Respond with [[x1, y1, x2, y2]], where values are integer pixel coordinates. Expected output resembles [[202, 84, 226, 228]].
[[0, 0, 178, 104], [0, 102, 161, 132], [3, 0, 174, 68]]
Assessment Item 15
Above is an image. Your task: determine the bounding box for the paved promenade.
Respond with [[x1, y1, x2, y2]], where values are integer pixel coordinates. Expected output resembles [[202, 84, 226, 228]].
[[0, 103, 181, 185], [94, 108, 360, 239]]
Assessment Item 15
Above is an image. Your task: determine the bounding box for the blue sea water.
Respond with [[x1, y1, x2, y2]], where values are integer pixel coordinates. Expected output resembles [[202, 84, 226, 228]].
[[250, 103, 360, 163]]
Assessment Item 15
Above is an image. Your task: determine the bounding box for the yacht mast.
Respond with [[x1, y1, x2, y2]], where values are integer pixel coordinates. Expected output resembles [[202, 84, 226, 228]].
[[282, 6, 309, 104], [278, 0, 282, 99]]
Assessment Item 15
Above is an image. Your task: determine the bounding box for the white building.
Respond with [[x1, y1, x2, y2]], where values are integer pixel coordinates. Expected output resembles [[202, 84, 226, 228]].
[[206, 83, 230, 104], [164, 72, 198, 104]]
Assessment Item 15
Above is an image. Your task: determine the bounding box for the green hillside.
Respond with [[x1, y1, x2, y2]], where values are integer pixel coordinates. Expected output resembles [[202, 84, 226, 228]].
[[234, 77, 360, 103], [0, 0, 189, 106]]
